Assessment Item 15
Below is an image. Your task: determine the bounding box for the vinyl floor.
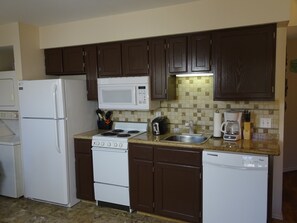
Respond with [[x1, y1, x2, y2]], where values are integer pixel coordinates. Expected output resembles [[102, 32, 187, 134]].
[[0, 171, 296, 223]]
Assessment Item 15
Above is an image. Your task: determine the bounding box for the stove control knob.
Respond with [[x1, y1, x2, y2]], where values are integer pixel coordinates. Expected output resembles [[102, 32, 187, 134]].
[[100, 142, 105, 147], [107, 142, 111, 147], [114, 143, 118, 147], [118, 143, 123, 148]]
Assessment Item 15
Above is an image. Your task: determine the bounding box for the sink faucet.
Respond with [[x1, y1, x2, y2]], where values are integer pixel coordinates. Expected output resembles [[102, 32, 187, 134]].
[[186, 120, 194, 134]]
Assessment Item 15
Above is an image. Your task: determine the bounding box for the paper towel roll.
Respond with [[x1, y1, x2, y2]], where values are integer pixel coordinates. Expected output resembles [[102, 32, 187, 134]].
[[213, 111, 222, 137]]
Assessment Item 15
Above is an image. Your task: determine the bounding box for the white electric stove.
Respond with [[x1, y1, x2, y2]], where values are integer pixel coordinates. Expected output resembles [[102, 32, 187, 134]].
[[91, 122, 147, 211]]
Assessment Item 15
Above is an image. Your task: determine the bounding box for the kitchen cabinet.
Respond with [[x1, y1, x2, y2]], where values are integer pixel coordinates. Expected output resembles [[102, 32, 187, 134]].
[[63, 46, 85, 74], [149, 38, 176, 100], [44, 46, 85, 75], [189, 32, 211, 72], [122, 40, 149, 76], [74, 138, 95, 201], [167, 36, 188, 73], [44, 48, 63, 74], [212, 24, 276, 100], [98, 40, 148, 77], [84, 45, 98, 100], [129, 143, 154, 213], [129, 143, 202, 223], [97, 42, 122, 77]]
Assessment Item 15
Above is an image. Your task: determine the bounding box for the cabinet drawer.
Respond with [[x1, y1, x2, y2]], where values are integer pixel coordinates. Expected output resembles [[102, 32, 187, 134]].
[[129, 143, 153, 161], [74, 139, 92, 154], [155, 147, 201, 167]]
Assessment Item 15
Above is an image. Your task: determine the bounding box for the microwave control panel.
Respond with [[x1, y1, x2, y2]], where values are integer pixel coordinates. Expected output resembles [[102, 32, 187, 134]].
[[137, 86, 147, 104]]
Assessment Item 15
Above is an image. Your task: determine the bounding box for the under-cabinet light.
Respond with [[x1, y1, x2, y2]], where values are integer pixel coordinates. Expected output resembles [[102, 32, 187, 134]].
[[176, 73, 214, 77]]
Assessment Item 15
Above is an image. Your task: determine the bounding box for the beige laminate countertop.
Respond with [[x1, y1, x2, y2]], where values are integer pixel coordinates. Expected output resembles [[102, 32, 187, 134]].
[[129, 132, 280, 156]]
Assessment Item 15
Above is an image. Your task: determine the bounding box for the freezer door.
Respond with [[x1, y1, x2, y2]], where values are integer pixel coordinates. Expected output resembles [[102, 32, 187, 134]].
[[21, 118, 69, 205], [18, 79, 65, 119]]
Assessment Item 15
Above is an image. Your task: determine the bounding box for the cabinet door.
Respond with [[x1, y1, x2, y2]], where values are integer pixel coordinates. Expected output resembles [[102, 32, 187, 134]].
[[74, 139, 95, 201], [150, 38, 167, 100], [167, 36, 188, 73], [63, 46, 85, 74], [98, 42, 122, 77], [84, 45, 98, 100], [44, 48, 63, 75], [190, 32, 211, 72], [213, 24, 276, 100], [129, 143, 154, 213], [122, 40, 149, 76], [154, 147, 202, 223]]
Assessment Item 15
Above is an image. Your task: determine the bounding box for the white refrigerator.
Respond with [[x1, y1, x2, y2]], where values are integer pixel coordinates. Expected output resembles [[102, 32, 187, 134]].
[[18, 78, 97, 207]]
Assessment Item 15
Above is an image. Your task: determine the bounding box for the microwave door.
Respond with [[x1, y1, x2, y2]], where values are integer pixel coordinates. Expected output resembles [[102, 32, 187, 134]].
[[99, 85, 136, 109]]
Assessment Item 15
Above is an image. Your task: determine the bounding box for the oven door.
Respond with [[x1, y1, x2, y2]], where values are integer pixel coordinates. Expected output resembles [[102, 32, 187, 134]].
[[92, 147, 130, 206], [92, 147, 129, 186]]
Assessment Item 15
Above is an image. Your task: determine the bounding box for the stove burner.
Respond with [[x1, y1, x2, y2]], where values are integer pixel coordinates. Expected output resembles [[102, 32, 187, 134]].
[[117, 133, 131, 138], [101, 132, 117, 136], [112, 129, 124, 133], [127, 130, 140, 134]]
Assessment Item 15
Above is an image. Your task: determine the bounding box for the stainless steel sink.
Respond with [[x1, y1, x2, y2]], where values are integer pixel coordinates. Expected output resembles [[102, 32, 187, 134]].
[[162, 134, 211, 144]]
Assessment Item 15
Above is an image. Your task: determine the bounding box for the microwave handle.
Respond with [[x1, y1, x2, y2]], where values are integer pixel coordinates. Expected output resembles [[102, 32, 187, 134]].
[[134, 86, 138, 105]]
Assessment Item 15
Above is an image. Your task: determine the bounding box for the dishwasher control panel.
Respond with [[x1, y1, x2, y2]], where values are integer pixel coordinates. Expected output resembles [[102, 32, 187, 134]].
[[242, 155, 268, 168]]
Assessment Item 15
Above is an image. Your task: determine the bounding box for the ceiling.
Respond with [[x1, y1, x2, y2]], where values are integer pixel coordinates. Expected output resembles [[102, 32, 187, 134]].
[[0, 0, 198, 26]]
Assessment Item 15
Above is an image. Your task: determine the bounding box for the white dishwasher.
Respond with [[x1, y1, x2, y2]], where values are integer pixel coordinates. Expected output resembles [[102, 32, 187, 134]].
[[202, 150, 268, 223]]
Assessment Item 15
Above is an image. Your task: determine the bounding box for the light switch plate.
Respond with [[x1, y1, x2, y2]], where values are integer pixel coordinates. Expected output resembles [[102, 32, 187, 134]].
[[260, 118, 272, 128]]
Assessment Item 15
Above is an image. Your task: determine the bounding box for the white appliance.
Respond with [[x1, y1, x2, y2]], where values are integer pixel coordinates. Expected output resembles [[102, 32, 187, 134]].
[[0, 71, 18, 111], [98, 76, 159, 111], [18, 79, 97, 207], [92, 122, 147, 211], [221, 111, 242, 141], [0, 135, 23, 198], [202, 150, 268, 223]]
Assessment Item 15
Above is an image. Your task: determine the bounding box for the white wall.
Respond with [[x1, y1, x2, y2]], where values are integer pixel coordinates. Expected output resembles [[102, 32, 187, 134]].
[[18, 23, 45, 80], [0, 23, 23, 80], [39, 0, 290, 48], [0, 23, 45, 80]]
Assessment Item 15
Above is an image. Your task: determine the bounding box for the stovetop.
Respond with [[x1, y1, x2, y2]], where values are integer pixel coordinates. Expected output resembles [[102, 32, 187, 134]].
[[92, 122, 147, 149]]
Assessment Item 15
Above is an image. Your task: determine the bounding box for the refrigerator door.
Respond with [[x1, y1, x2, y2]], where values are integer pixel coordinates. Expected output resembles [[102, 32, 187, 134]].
[[18, 79, 66, 119], [21, 118, 69, 205]]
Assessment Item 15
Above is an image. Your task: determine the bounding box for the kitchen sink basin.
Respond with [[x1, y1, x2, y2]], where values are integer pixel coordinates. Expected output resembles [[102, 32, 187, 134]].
[[162, 134, 210, 144]]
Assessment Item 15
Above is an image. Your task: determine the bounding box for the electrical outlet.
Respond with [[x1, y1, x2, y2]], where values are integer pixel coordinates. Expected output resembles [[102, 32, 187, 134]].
[[155, 111, 162, 117], [260, 118, 272, 128]]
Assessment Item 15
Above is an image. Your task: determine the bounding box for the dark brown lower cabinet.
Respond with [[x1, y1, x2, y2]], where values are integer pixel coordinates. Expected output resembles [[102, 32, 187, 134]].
[[74, 138, 95, 201], [129, 143, 202, 223]]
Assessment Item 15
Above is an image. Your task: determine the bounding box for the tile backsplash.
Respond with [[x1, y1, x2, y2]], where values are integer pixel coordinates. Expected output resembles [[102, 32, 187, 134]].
[[111, 76, 279, 139]]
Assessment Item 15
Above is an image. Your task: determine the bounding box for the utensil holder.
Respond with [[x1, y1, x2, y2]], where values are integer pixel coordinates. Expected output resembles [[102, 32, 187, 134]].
[[97, 120, 113, 130]]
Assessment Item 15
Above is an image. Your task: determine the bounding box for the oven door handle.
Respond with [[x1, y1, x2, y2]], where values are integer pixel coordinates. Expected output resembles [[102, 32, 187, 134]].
[[92, 147, 128, 153]]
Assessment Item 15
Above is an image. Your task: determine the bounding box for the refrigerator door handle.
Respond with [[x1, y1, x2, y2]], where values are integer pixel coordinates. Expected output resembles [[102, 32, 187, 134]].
[[52, 84, 58, 119], [54, 120, 61, 153]]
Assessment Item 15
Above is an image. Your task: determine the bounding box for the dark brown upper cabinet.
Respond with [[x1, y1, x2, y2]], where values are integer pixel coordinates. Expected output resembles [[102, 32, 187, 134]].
[[45, 46, 85, 75], [122, 40, 149, 76], [97, 42, 122, 77], [84, 45, 98, 100], [63, 46, 85, 74], [212, 24, 276, 101], [167, 36, 188, 73], [44, 48, 63, 75], [149, 38, 176, 100], [189, 32, 211, 72]]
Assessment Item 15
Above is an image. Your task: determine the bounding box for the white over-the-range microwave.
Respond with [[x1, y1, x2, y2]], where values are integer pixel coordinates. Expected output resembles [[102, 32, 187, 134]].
[[97, 76, 160, 111]]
